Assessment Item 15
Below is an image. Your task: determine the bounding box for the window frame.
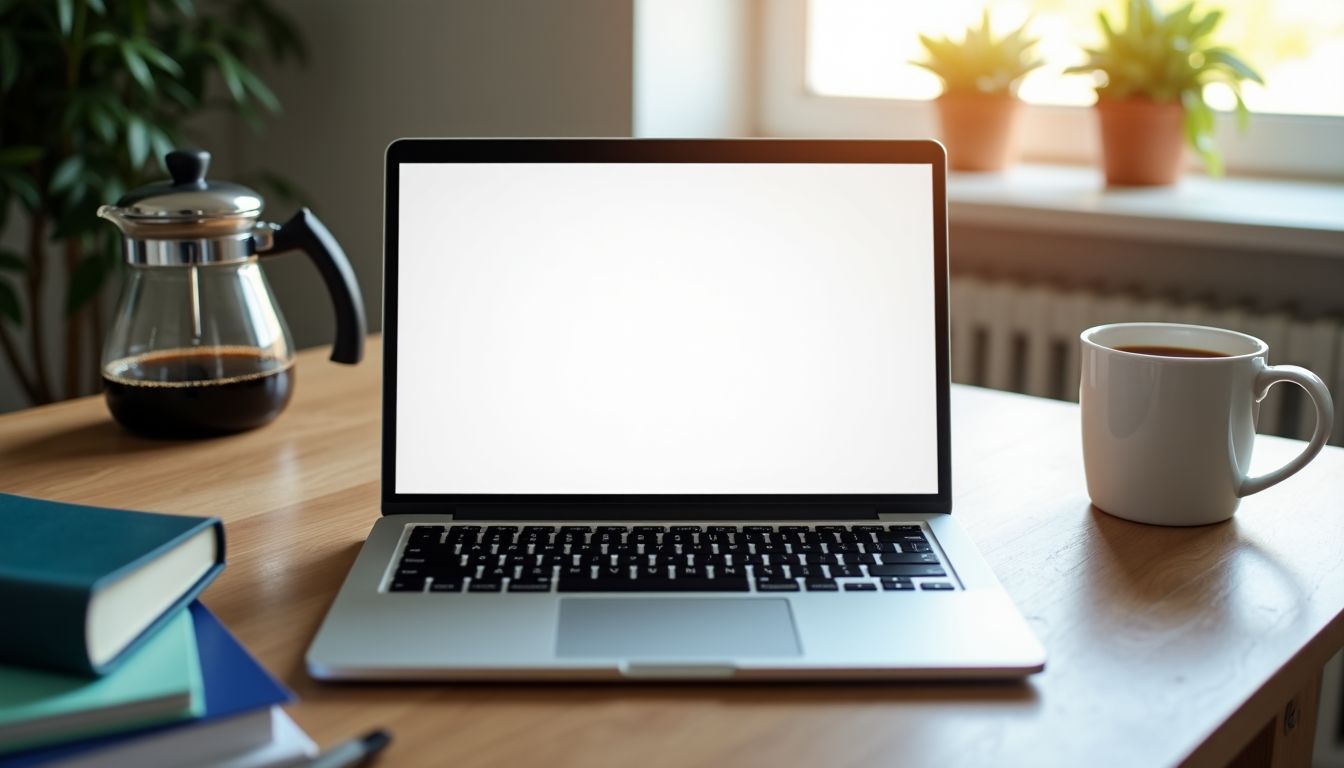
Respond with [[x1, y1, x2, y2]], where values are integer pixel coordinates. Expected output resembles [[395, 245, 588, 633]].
[[756, 0, 1344, 180]]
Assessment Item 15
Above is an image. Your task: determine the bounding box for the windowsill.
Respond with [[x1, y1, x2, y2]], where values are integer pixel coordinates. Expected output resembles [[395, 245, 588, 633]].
[[948, 164, 1344, 256]]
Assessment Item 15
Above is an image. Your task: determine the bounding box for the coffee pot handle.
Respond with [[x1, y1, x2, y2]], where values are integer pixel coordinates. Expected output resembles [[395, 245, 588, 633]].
[[1238, 365, 1334, 496], [267, 208, 367, 364]]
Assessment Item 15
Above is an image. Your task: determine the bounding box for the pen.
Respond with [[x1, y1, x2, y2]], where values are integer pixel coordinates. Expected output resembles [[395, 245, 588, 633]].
[[300, 729, 391, 768]]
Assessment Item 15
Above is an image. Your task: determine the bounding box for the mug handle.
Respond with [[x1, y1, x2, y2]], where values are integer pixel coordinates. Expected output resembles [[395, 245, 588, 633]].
[[1238, 364, 1335, 496]]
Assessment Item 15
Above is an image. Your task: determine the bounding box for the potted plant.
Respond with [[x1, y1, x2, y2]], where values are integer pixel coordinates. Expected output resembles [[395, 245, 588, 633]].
[[1066, 0, 1263, 186], [0, 0, 304, 407], [912, 11, 1043, 172]]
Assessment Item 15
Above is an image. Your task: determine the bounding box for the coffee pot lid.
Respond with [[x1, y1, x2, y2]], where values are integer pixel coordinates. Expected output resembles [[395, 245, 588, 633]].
[[110, 150, 262, 223]]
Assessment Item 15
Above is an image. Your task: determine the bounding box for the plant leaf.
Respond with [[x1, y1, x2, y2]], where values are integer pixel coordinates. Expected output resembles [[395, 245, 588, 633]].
[[0, 145, 43, 167], [50, 156, 84, 193], [126, 116, 149, 168], [88, 104, 117, 142], [148, 125, 175, 166], [0, 279, 21, 325], [86, 30, 118, 49], [0, 169, 40, 209], [1189, 9, 1222, 40], [0, 34, 18, 92], [0, 250, 26, 273], [66, 255, 106, 314], [236, 63, 280, 112], [56, 0, 73, 35], [1204, 48, 1264, 85], [132, 38, 184, 77], [1233, 88, 1250, 132], [119, 41, 155, 92], [207, 43, 248, 103], [1182, 89, 1221, 176]]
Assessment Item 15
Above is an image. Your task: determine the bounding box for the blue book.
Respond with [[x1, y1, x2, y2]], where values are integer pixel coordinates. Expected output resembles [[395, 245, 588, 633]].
[[0, 611, 204, 755], [0, 602, 294, 767], [0, 493, 225, 677]]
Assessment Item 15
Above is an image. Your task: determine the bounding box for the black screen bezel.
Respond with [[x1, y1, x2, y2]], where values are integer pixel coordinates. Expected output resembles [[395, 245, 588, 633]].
[[381, 139, 951, 519]]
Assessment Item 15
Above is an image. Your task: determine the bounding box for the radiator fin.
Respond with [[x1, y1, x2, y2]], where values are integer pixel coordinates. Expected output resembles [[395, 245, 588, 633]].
[[949, 276, 1341, 445]]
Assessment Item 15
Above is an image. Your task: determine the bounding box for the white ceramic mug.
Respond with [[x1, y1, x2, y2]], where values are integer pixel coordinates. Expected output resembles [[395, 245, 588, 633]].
[[1080, 322, 1334, 526]]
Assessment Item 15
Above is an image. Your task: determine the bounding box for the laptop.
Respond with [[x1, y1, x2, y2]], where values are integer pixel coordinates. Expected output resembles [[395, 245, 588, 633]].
[[306, 138, 1046, 681]]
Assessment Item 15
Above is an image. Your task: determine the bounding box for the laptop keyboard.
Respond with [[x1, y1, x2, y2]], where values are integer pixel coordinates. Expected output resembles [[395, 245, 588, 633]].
[[387, 524, 956, 594]]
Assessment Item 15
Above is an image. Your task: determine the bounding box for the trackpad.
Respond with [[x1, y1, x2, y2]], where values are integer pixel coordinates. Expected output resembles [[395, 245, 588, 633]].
[[556, 598, 801, 658]]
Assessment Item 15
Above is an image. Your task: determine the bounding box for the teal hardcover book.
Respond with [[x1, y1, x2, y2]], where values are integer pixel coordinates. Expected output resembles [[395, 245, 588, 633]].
[[0, 610, 204, 754], [0, 493, 225, 677]]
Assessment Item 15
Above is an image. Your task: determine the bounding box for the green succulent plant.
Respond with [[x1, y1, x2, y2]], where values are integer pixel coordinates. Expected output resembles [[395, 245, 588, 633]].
[[1065, 0, 1263, 176], [911, 11, 1043, 97]]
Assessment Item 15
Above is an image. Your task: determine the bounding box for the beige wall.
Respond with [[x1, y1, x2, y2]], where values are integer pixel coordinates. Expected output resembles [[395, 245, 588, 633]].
[[234, 0, 635, 353]]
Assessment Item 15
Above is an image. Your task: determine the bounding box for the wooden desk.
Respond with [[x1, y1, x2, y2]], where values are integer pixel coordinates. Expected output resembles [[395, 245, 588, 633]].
[[2, 337, 1341, 768]]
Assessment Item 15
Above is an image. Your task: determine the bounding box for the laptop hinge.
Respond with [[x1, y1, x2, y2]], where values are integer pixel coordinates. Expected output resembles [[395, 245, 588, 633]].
[[877, 510, 949, 520], [382, 501, 455, 517]]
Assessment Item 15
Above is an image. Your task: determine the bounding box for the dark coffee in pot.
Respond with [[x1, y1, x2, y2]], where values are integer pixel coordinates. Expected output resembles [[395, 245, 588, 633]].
[[103, 346, 295, 438]]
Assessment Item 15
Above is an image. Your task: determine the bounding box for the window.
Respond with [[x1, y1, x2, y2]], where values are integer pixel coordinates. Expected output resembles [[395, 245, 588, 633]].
[[758, 0, 1344, 178]]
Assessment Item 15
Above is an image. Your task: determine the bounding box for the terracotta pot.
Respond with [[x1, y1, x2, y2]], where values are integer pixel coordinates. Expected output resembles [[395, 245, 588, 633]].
[[934, 93, 1024, 172], [1095, 99, 1186, 186]]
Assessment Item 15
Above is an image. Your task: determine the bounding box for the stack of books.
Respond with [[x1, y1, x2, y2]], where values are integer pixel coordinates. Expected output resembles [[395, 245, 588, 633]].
[[0, 494, 317, 768]]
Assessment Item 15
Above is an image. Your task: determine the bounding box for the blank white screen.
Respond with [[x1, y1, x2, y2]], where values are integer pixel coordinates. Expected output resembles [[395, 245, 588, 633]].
[[395, 162, 938, 494]]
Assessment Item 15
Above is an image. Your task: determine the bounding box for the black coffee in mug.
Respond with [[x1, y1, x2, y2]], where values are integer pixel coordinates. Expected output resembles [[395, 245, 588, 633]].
[[103, 346, 295, 438]]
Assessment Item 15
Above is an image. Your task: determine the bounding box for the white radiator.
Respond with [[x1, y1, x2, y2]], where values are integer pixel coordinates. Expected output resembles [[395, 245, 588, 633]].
[[949, 276, 1344, 446]]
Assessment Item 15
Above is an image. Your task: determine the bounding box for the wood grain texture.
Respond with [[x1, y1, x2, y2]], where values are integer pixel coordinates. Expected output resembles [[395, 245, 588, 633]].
[[1, 337, 1341, 768]]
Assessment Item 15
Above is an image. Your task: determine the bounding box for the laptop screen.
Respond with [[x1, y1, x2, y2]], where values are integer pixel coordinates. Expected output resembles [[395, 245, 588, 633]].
[[393, 161, 938, 496]]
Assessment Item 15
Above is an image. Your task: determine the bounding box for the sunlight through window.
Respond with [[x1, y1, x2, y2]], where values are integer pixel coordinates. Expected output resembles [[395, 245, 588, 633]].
[[806, 0, 1344, 117]]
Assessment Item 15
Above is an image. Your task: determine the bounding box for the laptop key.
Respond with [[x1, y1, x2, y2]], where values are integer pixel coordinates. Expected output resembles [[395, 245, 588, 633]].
[[868, 564, 947, 578], [876, 552, 941, 565], [828, 565, 864, 578], [429, 581, 463, 592], [468, 580, 503, 592], [843, 582, 878, 591], [507, 579, 552, 593], [881, 578, 915, 591], [805, 579, 838, 591], [920, 582, 956, 591], [557, 576, 748, 592], [389, 578, 425, 592], [755, 579, 800, 592]]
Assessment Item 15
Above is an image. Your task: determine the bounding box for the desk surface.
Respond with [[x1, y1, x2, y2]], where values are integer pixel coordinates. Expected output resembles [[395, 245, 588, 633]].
[[2, 337, 1341, 768]]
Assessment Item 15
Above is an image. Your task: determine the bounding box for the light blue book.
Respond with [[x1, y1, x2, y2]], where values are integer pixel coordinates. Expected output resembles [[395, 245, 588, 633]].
[[0, 611, 203, 755]]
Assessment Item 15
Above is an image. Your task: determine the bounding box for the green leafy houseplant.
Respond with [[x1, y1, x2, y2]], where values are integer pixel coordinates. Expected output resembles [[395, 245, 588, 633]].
[[0, 0, 304, 406], [912, 11, 1043, 97], [911, 12, 1043, 171], [1065, 0, 1263, 178]]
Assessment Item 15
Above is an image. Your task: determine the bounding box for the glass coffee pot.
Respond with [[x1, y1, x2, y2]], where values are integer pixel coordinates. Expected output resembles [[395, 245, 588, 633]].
[[97, 149, 365, 438]]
